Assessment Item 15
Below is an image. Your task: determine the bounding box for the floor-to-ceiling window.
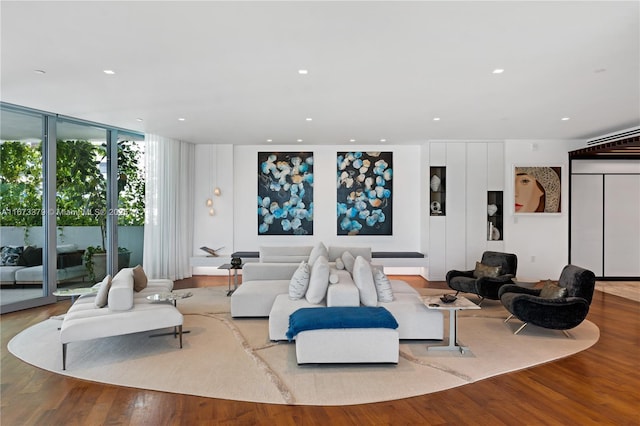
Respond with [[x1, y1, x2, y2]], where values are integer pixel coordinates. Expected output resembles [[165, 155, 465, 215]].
[[116, 134, 145, 271], [1, 103, 144, 313]]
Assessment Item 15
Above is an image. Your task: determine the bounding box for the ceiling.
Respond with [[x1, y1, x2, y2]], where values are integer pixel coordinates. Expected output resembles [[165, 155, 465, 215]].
[[1, 1, 639, 146]]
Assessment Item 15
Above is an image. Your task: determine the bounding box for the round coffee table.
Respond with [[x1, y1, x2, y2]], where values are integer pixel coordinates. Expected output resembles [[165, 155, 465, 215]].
[[53, 287, 98, 303], [146, 291, 193, 307], [146, 291, 193, 337]]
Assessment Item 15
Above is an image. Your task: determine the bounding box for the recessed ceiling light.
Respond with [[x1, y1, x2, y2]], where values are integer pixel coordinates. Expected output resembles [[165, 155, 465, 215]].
[[297, 139, 303, 142], [34, 69, 46, 74], [433, 117, 441, 121], [594, 68, 607, 73], [349, 139, 356, 142], [561, 117, 570, 121], [306, 117, 313, 121], [492, 69, 504, 74], [380, 139, 387, 143], [266, 139, 273, 142], [298, 69, 308, 75], [136, 118, 143, 122], [103, 69, 116, 75], [178, 117, 186, 121]]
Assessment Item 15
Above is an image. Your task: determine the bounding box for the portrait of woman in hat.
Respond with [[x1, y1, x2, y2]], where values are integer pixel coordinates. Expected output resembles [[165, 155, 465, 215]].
[[514, 166, 561, 213]]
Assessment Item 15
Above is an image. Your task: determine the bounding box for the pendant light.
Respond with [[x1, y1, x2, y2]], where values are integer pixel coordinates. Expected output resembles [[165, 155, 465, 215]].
[[214, 144, 221, 196]]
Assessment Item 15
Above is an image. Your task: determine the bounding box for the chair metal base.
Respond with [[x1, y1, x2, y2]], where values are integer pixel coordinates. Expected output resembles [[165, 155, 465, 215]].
[[504, 316, 573, 338]]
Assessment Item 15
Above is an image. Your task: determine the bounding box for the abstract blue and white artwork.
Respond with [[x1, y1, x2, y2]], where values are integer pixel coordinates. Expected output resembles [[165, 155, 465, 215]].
[[337, 151, 392, 235], [258, 152, 314, 235]]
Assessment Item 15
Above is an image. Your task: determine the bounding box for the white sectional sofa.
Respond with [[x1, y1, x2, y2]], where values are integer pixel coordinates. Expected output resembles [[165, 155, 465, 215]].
[[230, 245, 443, 341], [60, 267, 183, 370]]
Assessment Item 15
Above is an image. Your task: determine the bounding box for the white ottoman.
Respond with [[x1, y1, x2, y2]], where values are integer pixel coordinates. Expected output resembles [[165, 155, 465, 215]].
[[269, 295, 323, 340], [296, 328, 399, 364]]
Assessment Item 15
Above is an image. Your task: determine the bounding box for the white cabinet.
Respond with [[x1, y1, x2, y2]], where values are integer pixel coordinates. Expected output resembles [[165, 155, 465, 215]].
[[604, 175, 640, 276], [427, 141, 505, 281], [466, 143, 488, 267], [570, 175, 604, 275], [570, 160, 640, 278]]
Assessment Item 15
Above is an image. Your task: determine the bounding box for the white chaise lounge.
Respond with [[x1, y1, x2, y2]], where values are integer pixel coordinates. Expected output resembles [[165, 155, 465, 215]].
[[59, 267, 183, 370]]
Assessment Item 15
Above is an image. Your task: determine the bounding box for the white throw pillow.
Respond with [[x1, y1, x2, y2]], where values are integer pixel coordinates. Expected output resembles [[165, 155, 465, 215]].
[[94, 274, 112, 308], [352, 256, 378, 307], [305, 255, 330, 304], [308, 242, 328, 266], [329, 268, 340, 284], [371, 264, 394, 302], [335, 257, 345, 270], [289, 261, 311, 300], [341, 251, 356, 273]]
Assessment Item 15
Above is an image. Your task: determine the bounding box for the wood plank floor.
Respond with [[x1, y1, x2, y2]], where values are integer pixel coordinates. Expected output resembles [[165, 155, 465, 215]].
[[1, 276, 638, 425]]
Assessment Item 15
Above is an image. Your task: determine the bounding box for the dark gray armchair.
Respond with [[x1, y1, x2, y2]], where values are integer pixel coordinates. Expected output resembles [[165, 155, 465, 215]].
[[498, 264, 596, 336], [446, 251, 518, 304]]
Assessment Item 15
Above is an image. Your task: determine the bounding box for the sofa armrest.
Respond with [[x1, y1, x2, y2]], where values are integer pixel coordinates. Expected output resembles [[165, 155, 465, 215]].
[[498, 284, 540, 299], [242, 262, 301, 282], [446, 269, 474, 283]]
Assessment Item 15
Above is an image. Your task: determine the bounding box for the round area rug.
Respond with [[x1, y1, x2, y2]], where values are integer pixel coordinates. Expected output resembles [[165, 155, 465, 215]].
[[8, 287, 599, 405]]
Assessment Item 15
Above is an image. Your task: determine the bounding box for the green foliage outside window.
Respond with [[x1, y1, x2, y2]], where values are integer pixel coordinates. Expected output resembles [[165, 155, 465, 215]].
[[0, 139, 145, 229], [0, 141, 43, 226]]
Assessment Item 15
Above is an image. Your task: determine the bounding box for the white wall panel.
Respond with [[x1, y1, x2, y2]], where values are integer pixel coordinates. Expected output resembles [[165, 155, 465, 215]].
[[466, 143, 488, 268], [430, 142, 447, 165], [604, 175, 640, 276], [572, 159, 640, 174], [420, 145, 430, 273], [487, 142, 505, 190], [570, 175, 603, 275], [445, 143, 467, 273], [428, 216, 447, 280]]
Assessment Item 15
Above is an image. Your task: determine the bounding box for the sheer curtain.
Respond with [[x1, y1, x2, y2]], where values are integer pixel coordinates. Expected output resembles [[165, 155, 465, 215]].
[[143, 134, 194, 280]]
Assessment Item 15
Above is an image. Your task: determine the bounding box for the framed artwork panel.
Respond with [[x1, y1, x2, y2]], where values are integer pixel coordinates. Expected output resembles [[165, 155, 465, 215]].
[[258, 152, 314, 235], [514, 166, 562, 214], [336, 151, 393, 235]]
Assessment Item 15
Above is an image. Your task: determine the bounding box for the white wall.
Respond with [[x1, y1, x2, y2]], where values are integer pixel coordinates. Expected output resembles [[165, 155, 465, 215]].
[[503, 139, 584, 281], [189, 139, 589, 282], [233, 145, 423, 252], [192, 144, 235, 258]]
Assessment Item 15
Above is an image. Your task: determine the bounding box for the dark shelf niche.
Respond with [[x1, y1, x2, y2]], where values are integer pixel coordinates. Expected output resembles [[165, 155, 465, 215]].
[[487, 190, 503, 240], [430, 167, 446, 216]]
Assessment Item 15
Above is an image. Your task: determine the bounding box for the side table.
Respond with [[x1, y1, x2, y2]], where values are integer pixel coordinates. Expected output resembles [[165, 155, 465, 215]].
[[218, 263, 242, 296], [423, 295, 480, 355]]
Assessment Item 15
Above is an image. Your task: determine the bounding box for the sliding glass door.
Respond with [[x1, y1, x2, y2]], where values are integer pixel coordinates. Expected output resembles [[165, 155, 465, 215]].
[[0, 107, 50, 310], [56, 120, 108, 286]]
